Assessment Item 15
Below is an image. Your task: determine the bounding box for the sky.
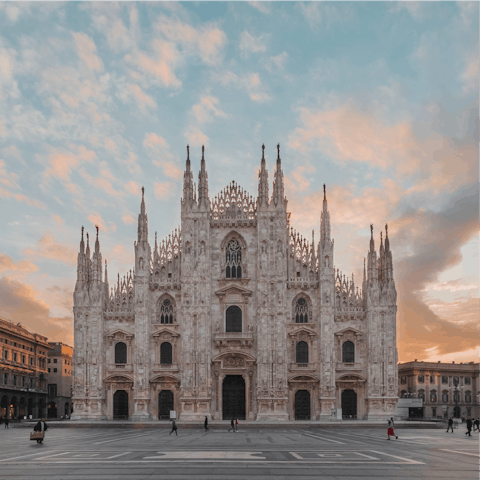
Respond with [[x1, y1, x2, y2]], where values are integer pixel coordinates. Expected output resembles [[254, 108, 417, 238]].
[[0, 1, 478, 363]]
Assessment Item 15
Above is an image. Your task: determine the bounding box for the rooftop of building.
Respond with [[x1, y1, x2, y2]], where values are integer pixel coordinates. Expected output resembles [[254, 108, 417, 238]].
[[0, 317, 50, 347], [399, 359, 479, 370]]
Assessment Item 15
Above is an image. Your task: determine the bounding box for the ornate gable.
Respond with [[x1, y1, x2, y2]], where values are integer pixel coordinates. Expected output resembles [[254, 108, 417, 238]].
[[215, 284, 252, 303], [287, 326, 317, 340], [334, 327, 362, 339], [106, 329, 134, 346]]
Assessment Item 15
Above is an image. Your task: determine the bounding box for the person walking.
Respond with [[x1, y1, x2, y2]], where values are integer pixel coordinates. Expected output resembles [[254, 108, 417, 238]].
[[228, 418, 235, 432], [387, 420, 398, 440], [235, 418, 239, 432], [446, 417, 454, 433], [4, 417, 9, 429], [204, 416, 209, 432], [465, 418, 472, 436], [474, 418, 480, 432], [169, 419, 178, 436], [33, 418, 48, 443]]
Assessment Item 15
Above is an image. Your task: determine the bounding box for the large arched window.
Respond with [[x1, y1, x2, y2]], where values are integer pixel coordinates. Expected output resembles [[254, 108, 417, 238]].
[[442, 391, 448, 403], [430, 390, 437, 403], [294, 298, 309, 323], [115, 342, 127, 364], [226, 306, 242, 332], [226, 240, 242, 278], [418, 389, 425, 401], [160, 342, 172, 365], [296, 341, 308, 364], [158, 297, 174, 324], [342, 341, 355, 363], [465, 391, 472, 403]]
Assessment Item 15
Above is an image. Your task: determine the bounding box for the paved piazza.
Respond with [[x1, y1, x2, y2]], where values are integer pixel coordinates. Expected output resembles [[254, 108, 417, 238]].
[[0, 426, 478, 479]]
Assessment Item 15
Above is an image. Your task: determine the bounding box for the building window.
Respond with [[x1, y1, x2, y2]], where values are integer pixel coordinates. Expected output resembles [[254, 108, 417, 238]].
[[65, 369, 67, 374], [225, 306, 242, 333], [48, 384, 57, 397], [3, 350, 7, 360], [430, 390, 437, 403], [13, 352, 17, 362], [48, 359, 51, 363], [465, 377, 471, 385], [159, 298, 174, 324], [342, 341, 355, 363], [48, 368, 51, 373], [115, 342, 127, 364], [22, 376, 26, 387], [430, 375, 434, 383], [4, 373, 8, 385], [226, 239, 242, 278], [442, 376, 448, 384], [30, 358, 33, 365], [53, 368, 57, 373], [432, 407, 437, 417], [53, 359, 57, 363], [294, 298, 309, 323], [418, 390, 425, 401], [22, 355, 25, 364], [418, 375, 424, 383], [400, 376, 407, 385], [467, 407, 472, 417], [442, 391, 448, 403], [296, 341, 308, 364], [160, 342, 172, 365], [13, 375, 17, 386], [30, 378, 34, 388], [465, 391, 472, 403]]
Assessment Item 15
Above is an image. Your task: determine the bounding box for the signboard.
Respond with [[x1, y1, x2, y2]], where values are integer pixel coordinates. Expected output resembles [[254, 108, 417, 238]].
[[441, 405, 447, 412], [336, 408, 342, 420], [170, 410, 176, 419]]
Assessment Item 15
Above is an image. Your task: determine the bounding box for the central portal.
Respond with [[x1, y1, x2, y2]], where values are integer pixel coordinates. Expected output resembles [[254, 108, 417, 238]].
[[222, 375, 246, 420]]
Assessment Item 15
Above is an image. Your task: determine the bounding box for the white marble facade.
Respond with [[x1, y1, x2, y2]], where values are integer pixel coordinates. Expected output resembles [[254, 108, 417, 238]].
[[72, 145, 398, 421]]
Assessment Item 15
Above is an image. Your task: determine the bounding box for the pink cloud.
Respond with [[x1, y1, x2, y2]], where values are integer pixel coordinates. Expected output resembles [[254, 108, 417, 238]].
[[22, 232, 77, 266], [125, 181, 141, 195], [122, 214, 136, 225], [0, 254, 39, 274], [112, 244, 135, 265], [52, 214, 64, 227], [154, 181, 176, 199], [88, 213, 116, 233], [72, 32, 104, 72], [127, 83, 157, 112]]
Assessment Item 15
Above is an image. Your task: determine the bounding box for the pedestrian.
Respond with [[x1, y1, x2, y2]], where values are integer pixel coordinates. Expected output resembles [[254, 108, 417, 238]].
[[0, 416, 3, 425], [169, 419, 178, 436], [204, 416, 209, 432], [446, 417, 454, 433], [4, 417, 9, 429], [235, 418, 239, 432], [387, 420, 398, 440], [228, 418, 235, 432], [33, 418, 48, 443], [465, 418, 472, 437], [475, 418, 480, 432]]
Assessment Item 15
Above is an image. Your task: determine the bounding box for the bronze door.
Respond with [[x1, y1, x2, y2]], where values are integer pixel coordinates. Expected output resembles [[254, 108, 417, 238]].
[[295, 390, 311, 420], [113, 390, 129, 419], [341, 389, 357, 419], [222, 375, 246, 420], [158, 390, 174, 420]]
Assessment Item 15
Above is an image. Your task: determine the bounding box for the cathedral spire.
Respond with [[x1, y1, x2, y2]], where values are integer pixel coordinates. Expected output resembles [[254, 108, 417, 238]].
[[272, 143, 285, 206], [198, 145, 209, 209], [369, 224, 375, 252], [95, 224, 100, 254], [104, 259, 108, 284], [137, 187, 148, 244], [320, 184, 331, 247], [75, 226, 86, 290], [258, 144, 269, 207], [85, 232, 90, 259]]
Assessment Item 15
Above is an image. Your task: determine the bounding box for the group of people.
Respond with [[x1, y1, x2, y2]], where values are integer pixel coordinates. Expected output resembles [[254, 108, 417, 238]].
[[446, 417, 480, 435], [228, 418, 239, 432]]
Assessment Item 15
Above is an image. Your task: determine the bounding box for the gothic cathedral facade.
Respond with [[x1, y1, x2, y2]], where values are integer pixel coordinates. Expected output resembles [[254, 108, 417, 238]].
[[72, 145, 398, 421]]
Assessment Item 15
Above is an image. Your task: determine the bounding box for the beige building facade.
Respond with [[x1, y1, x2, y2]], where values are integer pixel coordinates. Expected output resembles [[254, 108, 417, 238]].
[[0, 318, 50, 420], [72, 146, 398, 421], [47, 342, 73, 418], [398, 360, 480, 420]]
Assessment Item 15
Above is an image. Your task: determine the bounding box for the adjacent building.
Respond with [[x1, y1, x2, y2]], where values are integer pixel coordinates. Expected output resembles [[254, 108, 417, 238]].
[[398, 360, 480, 420], [0, 318, 50, 420], [47, 342, 73, 418], [72, 145, 398, 421]]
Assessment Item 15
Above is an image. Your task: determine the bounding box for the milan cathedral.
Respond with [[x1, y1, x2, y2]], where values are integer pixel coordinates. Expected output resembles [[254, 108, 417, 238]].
[[72, 145, 398, 421]]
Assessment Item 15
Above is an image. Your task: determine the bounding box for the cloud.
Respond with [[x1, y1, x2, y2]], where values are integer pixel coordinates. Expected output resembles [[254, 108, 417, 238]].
[[127, 84, 157, 112], [297, 2, 352, 28], [216, 71, 271, 103], [248, 1, 271, 14], [87, 213, 116, 233], [429, 279, 479, 293], [0, 254, 39, 274], [112, 244, 135, 265], [143, 133, 183, 179], [461, 56, 479, 94], [265, 51, 288, 72], [239, 31, 268, 57], [191, 95, 226, 124], [125, 181, 141, 196], [53, 214, 64, 227], [22, 232, 78, 266], [154, 181, 176, 199], [0, 276, 73, 345], [42, 146, 97, 184], [72, 32, 104, 73], [122, 214, 136, 225]]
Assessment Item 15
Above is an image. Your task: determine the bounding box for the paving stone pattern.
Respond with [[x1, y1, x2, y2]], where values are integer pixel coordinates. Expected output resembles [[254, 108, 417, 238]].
[[0, 426, 478, 479]]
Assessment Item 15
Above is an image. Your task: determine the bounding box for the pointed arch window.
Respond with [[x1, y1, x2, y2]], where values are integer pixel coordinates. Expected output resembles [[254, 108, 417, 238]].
[[158, 298, 174, 324], [115, 342, 127, 364], [296, 341, 308, 364], [295, 298, 309, 323], [342, 341, 355, 363], [226, 239, 242, 278]]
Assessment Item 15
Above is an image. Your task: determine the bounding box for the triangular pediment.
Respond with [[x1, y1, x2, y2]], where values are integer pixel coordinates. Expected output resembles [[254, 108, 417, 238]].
[[334, 327, 362, 336], [288, 326, 317, 337], [215, 284, 253, 297], [106, 328, 134, 339], [152, 327, 180, 337]]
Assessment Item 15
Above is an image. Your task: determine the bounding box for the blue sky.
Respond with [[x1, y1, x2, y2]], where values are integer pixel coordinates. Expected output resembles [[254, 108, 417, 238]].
[[0, 1, 478, 362]]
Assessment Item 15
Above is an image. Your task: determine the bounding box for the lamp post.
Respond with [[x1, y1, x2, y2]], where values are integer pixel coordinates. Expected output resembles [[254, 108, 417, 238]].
[[453, 377, 463, 419]]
